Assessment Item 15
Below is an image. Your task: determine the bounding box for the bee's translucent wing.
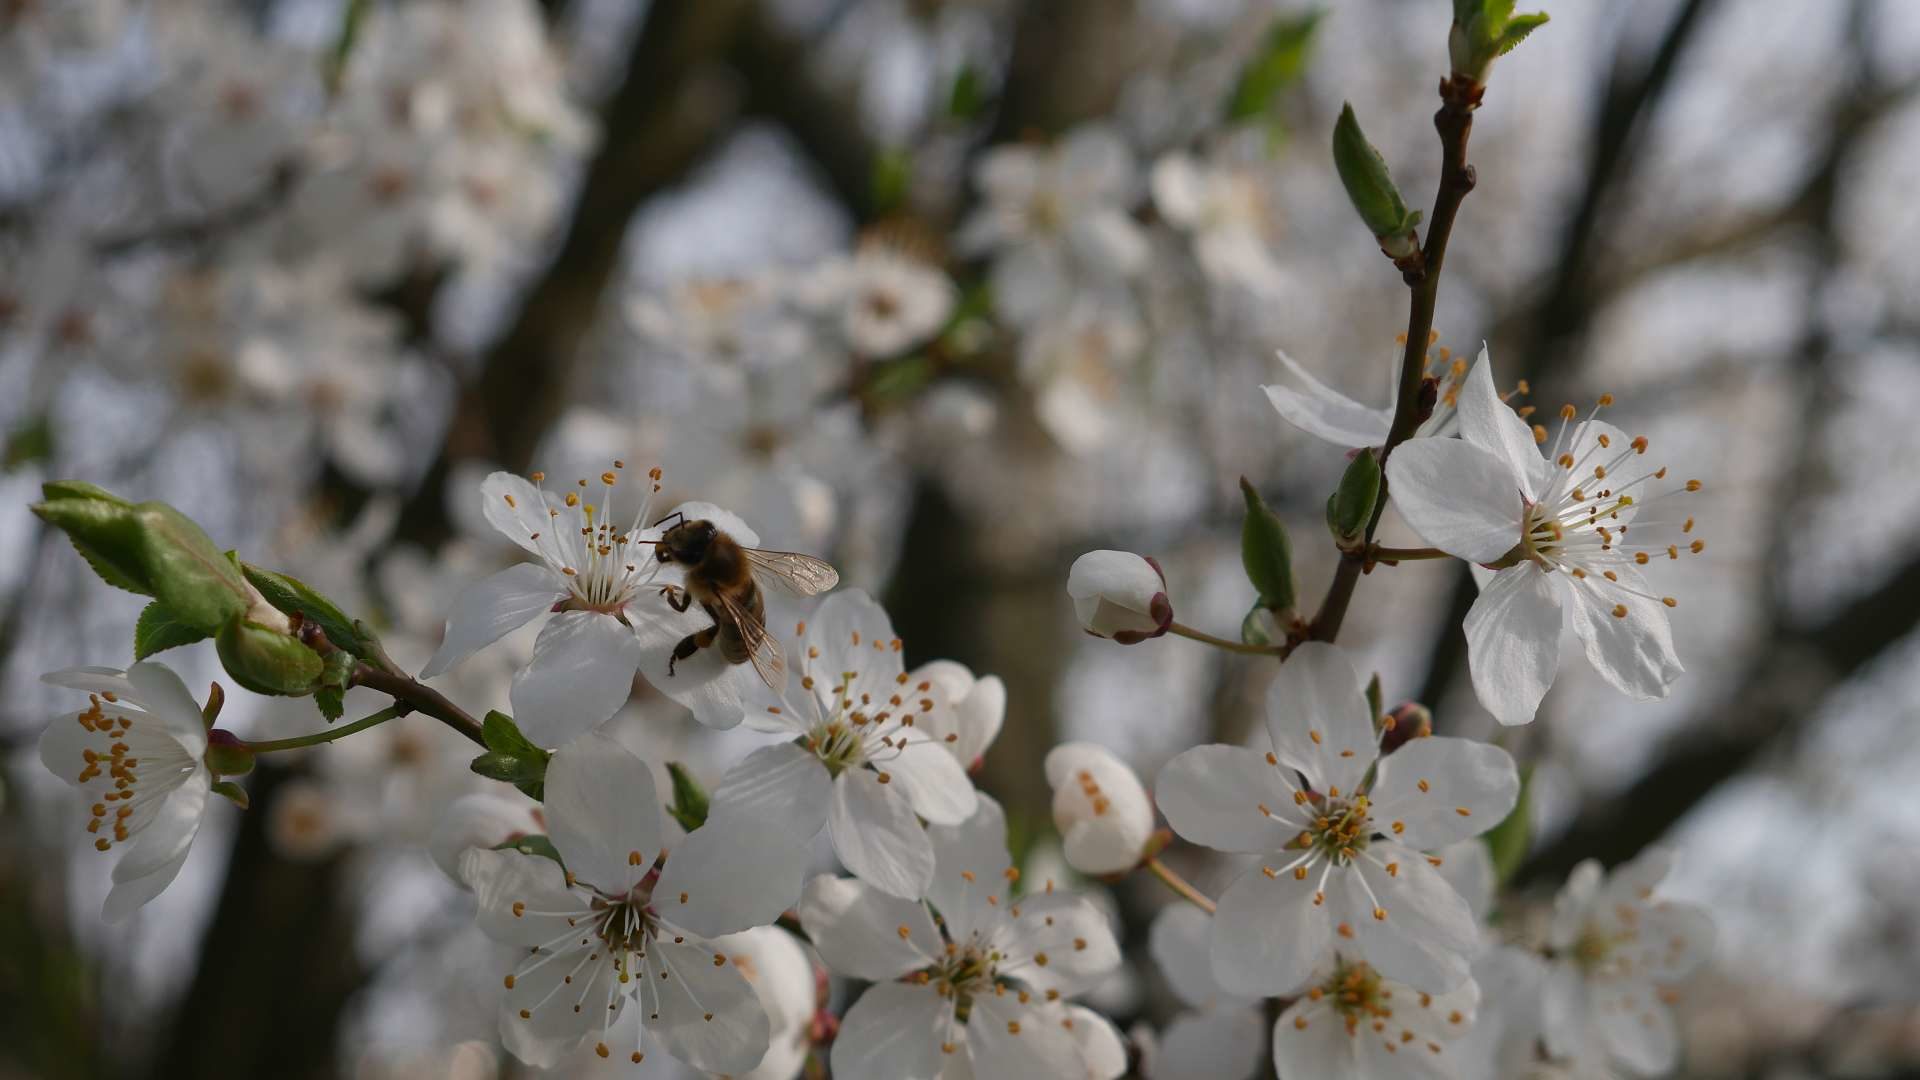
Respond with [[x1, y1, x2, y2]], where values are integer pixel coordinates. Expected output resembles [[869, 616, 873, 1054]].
[[713, 588, 787, 691], [742, 549, 840, 598]]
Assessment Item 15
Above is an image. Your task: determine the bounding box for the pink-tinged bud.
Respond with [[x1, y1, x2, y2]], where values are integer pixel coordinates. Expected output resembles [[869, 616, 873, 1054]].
[[1067, 551, 1172, 643], [1044, 742, 1155, 875], [203, 729, 254, 777], [1379, 701, 1434, 756]]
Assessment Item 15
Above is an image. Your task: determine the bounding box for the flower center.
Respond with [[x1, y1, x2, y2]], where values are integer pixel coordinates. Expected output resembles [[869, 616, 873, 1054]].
[[793, 622, 931, 777], [504, 462, 663, 615], [1299, 794, 1373, 865], [1311, 958, 1392, 1034], [62, 693, 194, 852]]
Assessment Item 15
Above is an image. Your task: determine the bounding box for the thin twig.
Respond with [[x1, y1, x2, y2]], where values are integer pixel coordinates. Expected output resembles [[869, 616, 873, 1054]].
[[1168, 622, 1287, 657], [349, 664, 485, 746], [1144, 857, 1216, 914]]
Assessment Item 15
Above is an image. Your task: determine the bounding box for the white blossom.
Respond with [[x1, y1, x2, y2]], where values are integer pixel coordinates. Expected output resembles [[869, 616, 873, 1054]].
[[800, 795, 1121, 1080], [1068, 550, 1173, 643], [1384, 352, 1698, 725], [1540, 850, 1713, 1077], [457, 733, 771, 1073], [799, 245, 957, 359], [693, 589, 983, 901], [1151, 150, 1284, 295], [1271, 954, 1479, 1080], [1045, 742, 1155, 875], [1156, 642, 1516, 995], [37, 664, 215, 921]]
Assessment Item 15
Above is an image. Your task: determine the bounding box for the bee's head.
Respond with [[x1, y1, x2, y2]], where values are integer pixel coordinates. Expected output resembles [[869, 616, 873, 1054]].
[[657, 518, 717, 565]]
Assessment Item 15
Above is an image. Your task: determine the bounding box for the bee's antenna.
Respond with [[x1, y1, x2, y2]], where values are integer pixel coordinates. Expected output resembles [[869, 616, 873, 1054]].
[[653, 510, 685, 531]]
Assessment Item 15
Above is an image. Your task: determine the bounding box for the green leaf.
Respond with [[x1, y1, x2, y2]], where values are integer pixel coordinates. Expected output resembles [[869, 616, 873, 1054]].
[[482, 711, 549, 757], [1329, 450, 1382, 541], [314, 651, 355, 722], [33, 497, 153, 596], [134, 601, 211, 660], [470, 750, 548, 802], [1483, 767, 1532, 885], [1225, 11, 1324, 122], [133, 502, 249, 630], [666, 762, 711, 832], [241, 563, 377, 658], [40, 480, 133, 507], [1332, 103, 1420, 241], [1239, 478, 1296, 613], [864, 355, 934, 404], [1494, 12, 1549, 55], [871, 147, 912, 216], [494, 833, 563, 865]]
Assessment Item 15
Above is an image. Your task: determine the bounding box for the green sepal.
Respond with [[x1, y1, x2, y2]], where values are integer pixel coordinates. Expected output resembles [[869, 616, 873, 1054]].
[[1239, 477, 1296, 614], [1240, 601, 1279, 648], [211, 779, 251, 810], [666, 762, 711, 833], [1331, 103, 1421, 242], [1482, 766, 1532, 885], [1225, 11, 1324, 123], [1329, 450, 1382, 541], [494, 832, 563, 866], [240, 563, 378, 659], [134, 601, 211, 660], [215, 615, 325, 696], [1364, 673, 1383, 722]]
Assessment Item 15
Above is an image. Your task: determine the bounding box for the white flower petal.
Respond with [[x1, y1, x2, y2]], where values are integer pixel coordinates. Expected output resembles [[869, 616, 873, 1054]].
[[1458, 346, 1549, 500], [481, 471, 569, 563], [1560, 565, 1683, 702], [1593, 979, 1678, 1076], [656, 807, 817, 939], [1263, 642, 1376, 797], [544, 732, 661, 896], [1549, 860, 1606, 950], [829, 768, 934, 899], [1150, 904, 1240, 1010], [1540, 960, 1592, 1062], [510, 610, 642, 745], [800, 874, 942, 981], [1463, 562, 1563, 727], [707, 741, 834, 846], [1435, 839, 1498, 923], [1263, 350, 1394, 448], [499, 939, 613, 1066], [1369, 736, 1519, 850], [1155, 744, 1300, 854], [1385, 439, 1527, 563], [1337, 842, 1478, 993], [461, 847, 579, 948], [831, 981, 950, 1080], [421, 561, 561, 678], [102, 774, 208, 922], [1150, 153, 1205, 225], [1066, 1005, 1129, 1080], [1066, 550, 1170, 641], [885, 735, 979, 826], [1270, 1000, 1363, 1080], [1008, 890, 1120, 997], [1156, 1008, 1265, 1080], [1630, 901, 1716, 980], [632, 608, 765, 731], [1209, 863, 1329, 997], [648, 934, 772, 1075], [928, 793, 1013, 943], [966, 991, 1085, 1080], [808, 589, 904, 694], [41, 666, 136, 697], [429, 793, 539, 884], [125, 662, 211, 752]]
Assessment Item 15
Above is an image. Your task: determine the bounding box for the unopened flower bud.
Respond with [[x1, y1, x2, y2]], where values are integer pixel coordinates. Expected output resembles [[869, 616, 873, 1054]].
[[1044, 743, 1155, 875], [1068, 551, 1172, 643], [215, 612, 325, 696], [1379, 701, 1433, 756], [203, 729, 255, 777]]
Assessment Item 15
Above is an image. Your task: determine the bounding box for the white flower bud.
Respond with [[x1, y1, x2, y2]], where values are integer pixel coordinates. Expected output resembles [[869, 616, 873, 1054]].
[[1045, 742, 1155, 875], [1067, 550, 1172, 643]]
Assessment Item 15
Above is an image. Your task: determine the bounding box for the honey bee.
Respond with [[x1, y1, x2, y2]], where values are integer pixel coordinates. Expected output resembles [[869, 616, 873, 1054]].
[[653, 514, 839, 689]]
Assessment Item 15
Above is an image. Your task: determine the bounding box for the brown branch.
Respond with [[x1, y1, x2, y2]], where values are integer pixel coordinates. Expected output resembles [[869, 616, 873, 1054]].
[[1309, 75, 1483, 644], [351, 664, 485, 746]]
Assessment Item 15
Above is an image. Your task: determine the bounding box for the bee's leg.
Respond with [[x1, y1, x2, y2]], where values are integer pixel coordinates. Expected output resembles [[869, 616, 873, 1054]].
[[660, 585, 692, 613], [667, 625, 719, 676]]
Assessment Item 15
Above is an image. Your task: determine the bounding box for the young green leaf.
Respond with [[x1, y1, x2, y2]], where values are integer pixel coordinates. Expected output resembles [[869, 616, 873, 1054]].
[[33, 496, 153, 596], [134, 601, 212, 660], [1239, 477, 1296, 613], [133, 502, 250, 630], [241, 562, 378, 658], [666, 762, 711, 832], [1225, 11, 1324, 123], [1331, 103, 1421, 246]]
